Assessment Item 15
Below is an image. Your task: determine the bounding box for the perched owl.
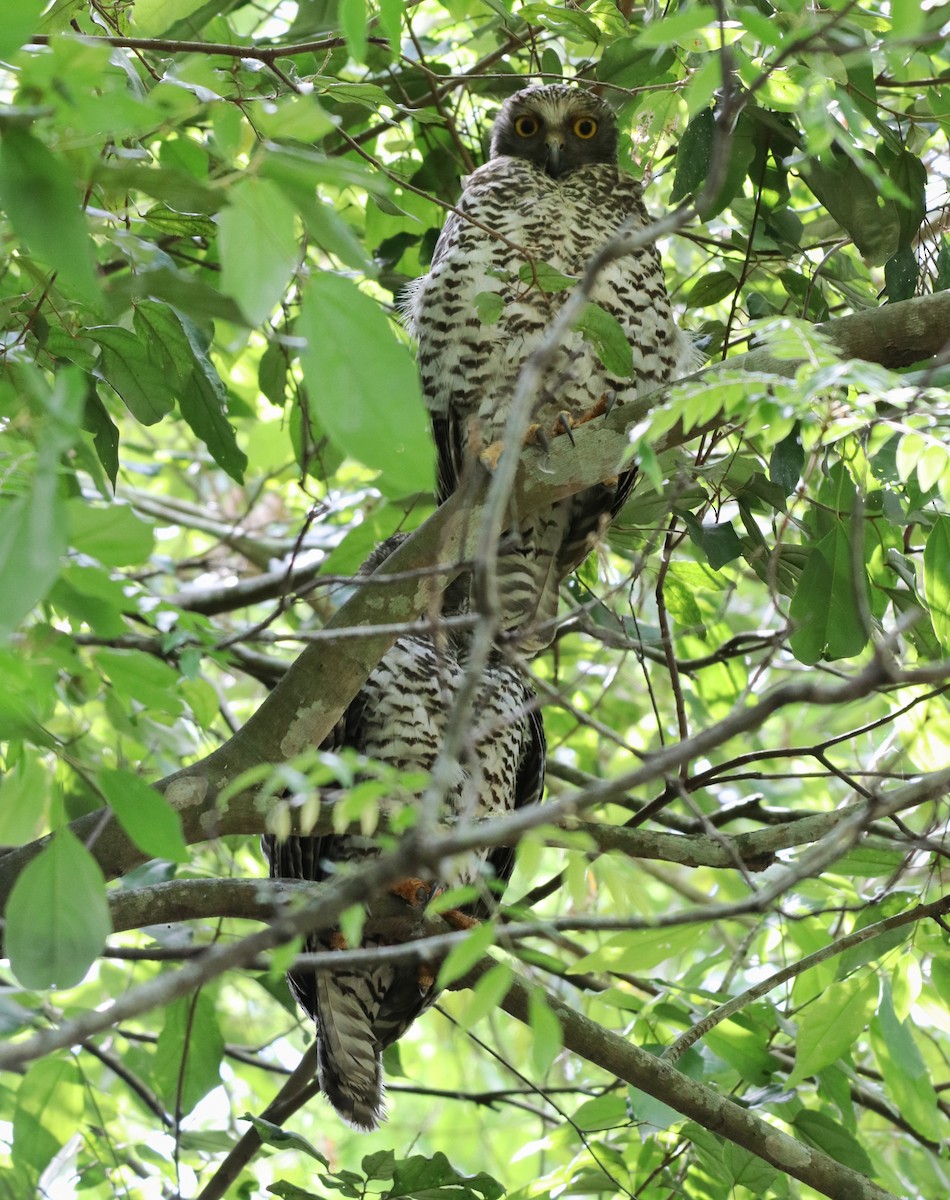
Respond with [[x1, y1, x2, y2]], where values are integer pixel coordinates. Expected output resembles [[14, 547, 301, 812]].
[[262, 538, 545, 1130], [405, 83, 696, 652]]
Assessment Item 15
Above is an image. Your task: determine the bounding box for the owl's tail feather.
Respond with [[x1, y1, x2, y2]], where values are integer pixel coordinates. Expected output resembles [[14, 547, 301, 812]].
[[315, 968, 386, 1131], [494, 505, 571, 654]]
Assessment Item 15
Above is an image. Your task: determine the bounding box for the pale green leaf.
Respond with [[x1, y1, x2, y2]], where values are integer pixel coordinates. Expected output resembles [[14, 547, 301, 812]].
[[436, 923, 496, 989], [154, 993, 224, 1116], [299, 273, 431, 495], [5, 827, 111, 989], [0, 0, 46, 59], [528, 989, 563, 1075], [0, 128, 99, 301], [790, 973, 878, 1082], [98, 768, 189, 863], [871, 983, 942, 1140], [218, 178, 301, 326], [66, 501, 154, 567], [923, 515, 950, 652], [452, 962, 513, 1030]]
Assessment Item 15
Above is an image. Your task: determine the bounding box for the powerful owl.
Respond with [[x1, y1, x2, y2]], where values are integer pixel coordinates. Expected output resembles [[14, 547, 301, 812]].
[[405, 84, 695, 652], [262, 538, 544, 1130]]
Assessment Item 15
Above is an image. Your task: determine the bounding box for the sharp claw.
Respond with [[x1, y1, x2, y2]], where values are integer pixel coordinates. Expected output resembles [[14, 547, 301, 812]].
[[603, 390, 617, 416], [557, 412, 576, 445], [534, 426, 550, 455]]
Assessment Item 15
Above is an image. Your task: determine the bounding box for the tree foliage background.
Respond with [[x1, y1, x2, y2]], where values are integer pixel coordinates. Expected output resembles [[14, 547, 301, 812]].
[[0, 0, 949, 1198]]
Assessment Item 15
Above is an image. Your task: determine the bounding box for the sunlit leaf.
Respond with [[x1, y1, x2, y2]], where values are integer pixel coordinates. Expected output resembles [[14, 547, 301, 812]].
[[5, 827, 111, 989]]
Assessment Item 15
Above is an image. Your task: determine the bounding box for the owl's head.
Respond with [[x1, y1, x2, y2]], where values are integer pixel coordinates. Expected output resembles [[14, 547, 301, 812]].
[[490, 84, 617, 178]]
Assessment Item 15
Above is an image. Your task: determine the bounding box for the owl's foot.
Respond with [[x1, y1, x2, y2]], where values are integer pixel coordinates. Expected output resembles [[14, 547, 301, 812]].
[[440, 909, 480, 931], [480, 440, 504, 470], [329, 931, 348, 950], [555, 411, 576, 445], [389, 877, 438, 908], [567, 391, 615, 431]]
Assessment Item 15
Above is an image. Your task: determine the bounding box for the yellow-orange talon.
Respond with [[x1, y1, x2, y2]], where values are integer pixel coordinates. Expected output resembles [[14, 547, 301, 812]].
[[389, 877, 437, 908], [480, 440, 505, 470]]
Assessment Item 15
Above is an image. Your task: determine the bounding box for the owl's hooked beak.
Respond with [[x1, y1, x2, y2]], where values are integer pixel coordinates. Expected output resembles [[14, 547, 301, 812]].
[[544, 134, 565, 178]]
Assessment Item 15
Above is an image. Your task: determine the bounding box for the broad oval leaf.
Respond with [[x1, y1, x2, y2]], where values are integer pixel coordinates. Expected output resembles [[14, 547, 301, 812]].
[[98, 767, 189, 863], [5, 827, 111, 989], [0, 128, 99, 301], [154, 993, 224, 1116], [218, 178, 301, 326], [300, 274, 431, 495]]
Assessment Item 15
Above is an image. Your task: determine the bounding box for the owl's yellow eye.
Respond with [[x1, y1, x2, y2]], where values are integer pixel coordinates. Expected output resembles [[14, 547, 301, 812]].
[[514, 114, 540, 137], [573, 117, 598, 139]]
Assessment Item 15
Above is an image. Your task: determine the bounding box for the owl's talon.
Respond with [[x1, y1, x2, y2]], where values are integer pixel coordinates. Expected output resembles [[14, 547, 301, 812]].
[[440, 909, 481, 931], [556, 412, 576, 445], [480, 440, 504, 470], [389, 877, 439, 908], [603, 389, 618, 416]]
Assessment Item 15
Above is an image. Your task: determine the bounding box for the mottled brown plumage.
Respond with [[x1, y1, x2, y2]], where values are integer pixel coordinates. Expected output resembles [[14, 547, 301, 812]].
[[262, 539, 544, 1130], [405, 84, 696, 652]]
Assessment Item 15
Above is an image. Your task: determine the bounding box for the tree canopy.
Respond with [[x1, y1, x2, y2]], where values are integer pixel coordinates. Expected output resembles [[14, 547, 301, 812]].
[[0, 1, 949, 1199]]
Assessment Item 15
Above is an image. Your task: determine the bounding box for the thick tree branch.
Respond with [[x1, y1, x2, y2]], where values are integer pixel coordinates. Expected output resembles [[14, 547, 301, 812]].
[[461, 961, 898, 1200], [0, 293, 947, 914]]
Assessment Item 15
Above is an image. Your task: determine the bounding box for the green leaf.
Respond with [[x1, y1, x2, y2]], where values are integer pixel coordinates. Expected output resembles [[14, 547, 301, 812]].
[[299, 273, 431, 495], [518, 261, 576, 293], [793, 1110, 873, 1174], [13, 1057, 84, 1180], [803, 152, 900, 264], [98, 768, 189, 863], [154, 993, 224, 1116], [721, 1143, 778, 1192], [789, 522, 872, 663], [923, 515, 950, 653], [769, 426, 804, 495], [528, 988, 563, 1075], [790, 973, 878, 1083], [90, 326, 176, 424], [377, 0, 402, 45], [176, 315, 247, 483], [671, 108, 713, 203], [218, 179, 301, 326], [686, 270, 737, 308], [452, 961, 512, 1030], [473, 292, 504, 324], [436, 922, 496, 988], [66, 500, 154, 567], [340, 0, 368, 62], [0, 370, 83, 638], [636, 6, 717, 48], [870, 983, 942, 1140], [576, 303, 632, 378], [0, 0, 46, 59], [884, 245, 918, 303], [242, 1114, 330, 1165], [683, 516, 743, 569], [0, 127, 99, 301], [389, 1152, 504, 1200], [5, 827, 111, 989]]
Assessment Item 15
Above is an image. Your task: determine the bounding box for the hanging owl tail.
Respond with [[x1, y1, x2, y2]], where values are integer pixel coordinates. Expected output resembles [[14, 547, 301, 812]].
[[494, 505, 571, 654], [314, 968, 386, 1131]]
